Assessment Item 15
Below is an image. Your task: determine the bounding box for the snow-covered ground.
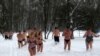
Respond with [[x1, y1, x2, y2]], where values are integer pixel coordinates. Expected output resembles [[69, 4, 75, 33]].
[[0, 31, 100, 56]]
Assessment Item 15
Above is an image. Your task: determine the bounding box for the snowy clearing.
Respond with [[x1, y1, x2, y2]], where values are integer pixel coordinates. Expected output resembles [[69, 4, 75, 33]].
[[0, 31, 100, 56]]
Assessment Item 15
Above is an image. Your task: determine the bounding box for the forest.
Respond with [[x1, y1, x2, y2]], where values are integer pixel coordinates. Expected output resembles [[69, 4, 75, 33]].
[[0, 0, 100, 34]]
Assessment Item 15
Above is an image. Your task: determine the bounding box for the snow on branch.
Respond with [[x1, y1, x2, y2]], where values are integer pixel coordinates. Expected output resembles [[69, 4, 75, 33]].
[[70, 0, 81, 16], [73, 25, 84, 30], [94, 0, 98, 10]]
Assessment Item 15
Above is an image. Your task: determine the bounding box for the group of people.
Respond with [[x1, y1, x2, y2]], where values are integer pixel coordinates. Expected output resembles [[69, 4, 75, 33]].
[[17, 28, 43, 56], [2, 31, 13, 40], [2, 27, 99, 56], [52, 27, 100, 51], [52, 27, 72, 51]]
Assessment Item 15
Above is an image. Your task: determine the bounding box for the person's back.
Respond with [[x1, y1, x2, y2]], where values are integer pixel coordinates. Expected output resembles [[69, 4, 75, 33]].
[[63, 29, 72, 40], [53, 29, 60, 36], [17, 33, 23, 41], [52, 27, 60, 44], [63, 28, 72, 51], [22, 33, 26, 39]]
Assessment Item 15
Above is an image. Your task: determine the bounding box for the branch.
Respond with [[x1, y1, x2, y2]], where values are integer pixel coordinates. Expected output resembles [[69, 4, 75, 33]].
[[70, 0, 81, 16], [73, 25, 84, 30], [94, 0, 98, 9], [0, 22, 6, 27]]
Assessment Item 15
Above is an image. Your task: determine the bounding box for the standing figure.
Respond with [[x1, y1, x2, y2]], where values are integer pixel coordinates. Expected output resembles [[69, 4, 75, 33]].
[[83, 28, 99, 51], [52, 27, 60, 44], [22, 30, 27, 45], [4, 32, 9, 40], [28, 32, 37, 56], [62, 28, 72, 51], [37, 31, 43, 52], [17, 31, 24, 48]]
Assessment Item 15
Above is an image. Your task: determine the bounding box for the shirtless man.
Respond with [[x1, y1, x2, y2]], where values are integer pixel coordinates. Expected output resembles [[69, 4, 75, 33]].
[[17, 31, 25, 48], [52, 27, 60, 44], [62, 28, 72, 51]]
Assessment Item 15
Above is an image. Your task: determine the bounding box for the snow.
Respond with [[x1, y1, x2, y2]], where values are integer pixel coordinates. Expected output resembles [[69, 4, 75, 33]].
[[0, 31, 100, 56]]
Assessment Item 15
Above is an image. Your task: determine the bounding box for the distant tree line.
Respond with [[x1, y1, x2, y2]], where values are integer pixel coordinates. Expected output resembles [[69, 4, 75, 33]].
[[0, 0, 100, 38]]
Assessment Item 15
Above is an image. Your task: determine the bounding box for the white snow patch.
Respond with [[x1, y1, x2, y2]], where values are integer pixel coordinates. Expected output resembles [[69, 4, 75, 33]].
[[0, 31, 100, 56]]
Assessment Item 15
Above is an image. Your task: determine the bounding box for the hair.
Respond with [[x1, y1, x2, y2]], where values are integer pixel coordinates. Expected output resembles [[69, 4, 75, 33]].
[[18, 31, 21, 33], [87, 27, 92, 31], [33, 27, 37, 30], [29, 32, 35, 38], [65, 27, 70, 30], [55, 27, 58, 29], [23, 30, 26, 32], [66, 26, 70, 29]]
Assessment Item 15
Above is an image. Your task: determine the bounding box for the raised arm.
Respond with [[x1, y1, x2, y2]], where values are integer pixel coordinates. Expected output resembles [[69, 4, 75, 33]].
[[92, 32, 99, 37]]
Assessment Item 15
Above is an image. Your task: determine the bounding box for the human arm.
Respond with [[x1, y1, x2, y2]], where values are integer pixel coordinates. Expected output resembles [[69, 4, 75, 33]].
[[92, 32, 100, 37]]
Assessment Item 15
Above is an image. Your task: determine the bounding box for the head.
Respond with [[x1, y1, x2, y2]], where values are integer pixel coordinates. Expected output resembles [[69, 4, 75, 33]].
[[87, 27, 92, 32], [29, 32, 35, 38], [31, 27, 37, 32], [65, 27, 70, 32], [66, 27, 70, 29], [55, 27, 58, 29], [19, 31, 23, 34], [33, 27, 37, 30]]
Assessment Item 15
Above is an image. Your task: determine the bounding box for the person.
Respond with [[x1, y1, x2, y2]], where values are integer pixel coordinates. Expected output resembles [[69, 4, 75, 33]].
[[25, 28, 33, 45], [52, 27, 60, 44], [27, 29, 32, 39], [33, 27, 38, 38], [17, 31, 24, 48], [4, 32, 9, 40], [62, 28, 72, 51], [22, 30, 27, 45], [83, 28, 100, 51], [28, 32, 37, 56], [37, 31, 43, 52]]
